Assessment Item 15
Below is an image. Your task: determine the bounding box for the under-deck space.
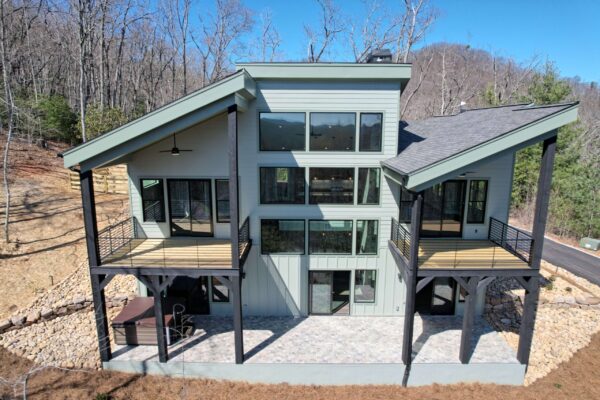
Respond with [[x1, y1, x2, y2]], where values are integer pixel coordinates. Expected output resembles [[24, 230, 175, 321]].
[[418, 239, 529, 270], [101, 238, 236, 269]]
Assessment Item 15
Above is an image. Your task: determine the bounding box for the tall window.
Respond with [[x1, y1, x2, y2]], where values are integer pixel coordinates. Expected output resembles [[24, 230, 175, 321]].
[[309, 220, 353, 254], [467, 180, 488, 223], [309, 168, 354, 204], [140, 179, 165, 222], [310, 113, 356, 151], [259, 112, 306, 151], [356, 220, 378, 254], [215, 179, 230, 223], [354, 270, 376, 303], [211, 277, 229, 302], [357, 168, 380, 204], [261, 220, 305, 254], [359, 113, 382, 151], [260, 167, 305, 204]]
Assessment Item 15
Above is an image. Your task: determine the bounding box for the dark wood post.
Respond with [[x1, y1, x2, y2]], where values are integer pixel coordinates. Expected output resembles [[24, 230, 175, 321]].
[[401, 192, 422, 385], [149, 276, 169, 363], [517, 134, 557, 365], [459, 276, 480, 364], [228, 104, 244, 364], [80, 170, 111, 362]]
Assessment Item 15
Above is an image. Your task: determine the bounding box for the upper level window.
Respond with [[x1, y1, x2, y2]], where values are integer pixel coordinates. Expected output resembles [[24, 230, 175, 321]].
[[260, 167, 305, 204], [399, 187, 413, 223], [357, 168, 380, 204], [309, 220, 353, 254], [140, 179, 165, 222], [309, 168, 354, 204], [215, 179, 230, 223], [310, 113, 356, 151], [259, 112, 306, 151], [467, 180, 488, 223], [261, 219, 305, 254], [359, 113, 383, 151]]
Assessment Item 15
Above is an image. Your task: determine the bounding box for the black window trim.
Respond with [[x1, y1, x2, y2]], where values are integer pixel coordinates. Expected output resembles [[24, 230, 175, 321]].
[[259, 166, 307, 205], [260, 218, 306, 255], [140, 178, 166, 223], [356, 167, 382, 206], [309, 111, 357, 152], [355, 219, 379, 255], [308, 166, 356, 205], [308, 219, 354, 255], [353, 269, 377, 304], [466, 179, 489, 224], [358, 112, 383, 152], [259, 111, 307, 152], [215, 179, 230, 223]]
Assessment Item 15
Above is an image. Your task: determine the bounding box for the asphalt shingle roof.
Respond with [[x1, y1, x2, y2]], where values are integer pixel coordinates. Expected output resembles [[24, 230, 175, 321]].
[[383, 102, 577, 175]]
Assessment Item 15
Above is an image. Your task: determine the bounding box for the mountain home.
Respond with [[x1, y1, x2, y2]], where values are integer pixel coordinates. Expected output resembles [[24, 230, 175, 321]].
[[62, 58, 578, 386]]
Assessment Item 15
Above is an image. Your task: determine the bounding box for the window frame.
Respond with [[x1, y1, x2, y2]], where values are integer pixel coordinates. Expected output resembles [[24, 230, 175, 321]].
[[309, 112, 357, 152], [466, 179, 489, 224], [354, 269, 377, 303], [140, 178, 166, 222], [355, 219, 379, 255], [358, 112, 383, 152], [259, 167, 307, 205], [308, 219, 354, 255], [259, 111, 307, 152], [260, 219, 306, 255], [214, 179, 230, 223], [308, 167, 355, 205], [356, 167, 381, 205], [211, 276, 230, 303]]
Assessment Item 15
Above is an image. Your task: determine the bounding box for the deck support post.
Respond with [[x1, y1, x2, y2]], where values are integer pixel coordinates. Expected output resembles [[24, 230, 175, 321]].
[[401, 192, 423, 386], [518, 134, 557, 366], [146, 276, 169, 363], [458, 276, 481, 364], [228, 104, 244, 364], [80, 170, 111, 362]]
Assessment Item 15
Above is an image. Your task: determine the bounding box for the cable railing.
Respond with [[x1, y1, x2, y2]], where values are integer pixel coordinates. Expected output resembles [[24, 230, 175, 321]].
[[391, 218, 411, 261], [97, 217, 137, 260], [488, 217, 534, 265]]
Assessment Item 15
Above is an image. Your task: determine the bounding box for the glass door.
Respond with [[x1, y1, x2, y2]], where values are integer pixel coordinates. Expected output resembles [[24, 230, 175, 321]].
[[421, 180, 466, 238], [168, 179, 213, 237], [309, 271, 350, 315]]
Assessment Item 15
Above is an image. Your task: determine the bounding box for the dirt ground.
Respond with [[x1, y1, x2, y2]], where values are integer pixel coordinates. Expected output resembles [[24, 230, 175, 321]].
[[0, 140, 127, 318], [0, 331, 598, 399]]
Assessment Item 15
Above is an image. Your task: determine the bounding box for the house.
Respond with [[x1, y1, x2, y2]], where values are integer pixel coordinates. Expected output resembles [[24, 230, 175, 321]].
[[62, 60, 579, 386]]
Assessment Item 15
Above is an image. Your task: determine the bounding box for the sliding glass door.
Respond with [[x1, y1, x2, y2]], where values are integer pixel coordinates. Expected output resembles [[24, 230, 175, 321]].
[[168, 179, 213, 237], [421, 180, 466, 238]]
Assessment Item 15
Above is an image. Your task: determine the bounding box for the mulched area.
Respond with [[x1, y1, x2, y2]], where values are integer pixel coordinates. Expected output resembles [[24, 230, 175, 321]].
[[1, 331, 599, 399]]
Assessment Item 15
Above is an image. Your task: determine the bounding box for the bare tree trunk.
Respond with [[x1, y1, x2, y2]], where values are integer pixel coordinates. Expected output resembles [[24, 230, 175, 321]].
[[77, 0, 89, 142]]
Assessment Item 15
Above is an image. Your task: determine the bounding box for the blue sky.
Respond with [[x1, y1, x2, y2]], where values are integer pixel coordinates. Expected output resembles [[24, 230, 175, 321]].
[[241, 0, 600, 82]]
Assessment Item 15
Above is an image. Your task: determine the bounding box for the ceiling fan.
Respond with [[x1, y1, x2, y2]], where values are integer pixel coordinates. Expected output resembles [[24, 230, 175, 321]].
[[159, 133, 192, 156]]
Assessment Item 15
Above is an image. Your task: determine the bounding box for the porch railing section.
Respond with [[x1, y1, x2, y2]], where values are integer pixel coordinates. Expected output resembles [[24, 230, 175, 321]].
[[488, 217, 534, 265], [391, 218, 411, 261], [238, 216, 251, 265], [97, 217, 137, 260]]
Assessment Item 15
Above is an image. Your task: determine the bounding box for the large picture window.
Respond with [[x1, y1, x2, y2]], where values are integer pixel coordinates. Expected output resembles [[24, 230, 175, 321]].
[[356, 220, 378, 254], [309, 220, 353, 254], [260, 167, 305, 204], [215, 179, 230, 223], [309, 167, 354, 204], [357, 168, 380, 204], [354, 270, 376, 303], [467, 180, 488, 223], [359, 113, 382, 151], [261, 219, 305, 254], [310, 113, 356, 151], [259, 112, 306, 151], [140, 179, 165, 222]]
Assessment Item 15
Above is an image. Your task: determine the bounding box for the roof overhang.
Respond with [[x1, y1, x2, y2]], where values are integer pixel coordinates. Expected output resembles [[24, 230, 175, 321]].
[[63, 70, 256, 172], [382, 103, 579, 192], [236, 62, 412, 83]]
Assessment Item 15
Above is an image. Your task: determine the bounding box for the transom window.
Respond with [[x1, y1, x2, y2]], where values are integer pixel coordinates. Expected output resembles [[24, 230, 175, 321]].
[[309, 167, 354, 204], [260, 167, 306, 204], [140, 179, 165, 222], [259, 112, 306, 151], [309, 220, 353, 254], [467, 180, 488, 223], [310, 113, 356, 151]]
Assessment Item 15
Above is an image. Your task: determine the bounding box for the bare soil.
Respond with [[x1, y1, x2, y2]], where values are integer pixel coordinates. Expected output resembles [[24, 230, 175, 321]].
[[0, 332, 598, 399], [0, 139, 127, 319]]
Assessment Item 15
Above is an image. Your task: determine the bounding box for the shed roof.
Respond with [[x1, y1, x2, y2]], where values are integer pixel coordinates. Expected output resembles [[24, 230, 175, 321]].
[[382, 102, 579, 191]]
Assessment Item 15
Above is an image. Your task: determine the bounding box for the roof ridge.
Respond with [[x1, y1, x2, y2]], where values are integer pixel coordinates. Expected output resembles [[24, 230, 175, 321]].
[[513, 101, 579, 111], [428, 102, 529, 118]]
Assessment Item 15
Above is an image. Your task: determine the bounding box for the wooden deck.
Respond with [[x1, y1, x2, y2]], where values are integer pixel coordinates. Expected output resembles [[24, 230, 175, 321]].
[[101, 238, 234, 269], [418, 239, 529, 270]]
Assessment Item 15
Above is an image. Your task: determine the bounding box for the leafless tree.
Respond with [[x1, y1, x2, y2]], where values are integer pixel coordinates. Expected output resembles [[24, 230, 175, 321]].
[[348, 0, 399, 63], [256, 9, 281, 62], [304, 0, 345, 62], [394, 0, 437, 63]]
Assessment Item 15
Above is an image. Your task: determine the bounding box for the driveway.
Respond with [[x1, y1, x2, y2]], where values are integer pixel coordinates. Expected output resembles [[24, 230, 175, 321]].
[[541, 237, 600, 286]]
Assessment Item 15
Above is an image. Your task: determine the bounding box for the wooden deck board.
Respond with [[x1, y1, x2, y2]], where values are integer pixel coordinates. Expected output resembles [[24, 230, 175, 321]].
[[101, 238, 235, 269], [418, 239, 529, 270]]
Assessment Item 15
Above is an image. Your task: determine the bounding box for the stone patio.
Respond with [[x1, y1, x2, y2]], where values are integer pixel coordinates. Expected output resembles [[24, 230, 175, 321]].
[[111, 315, 518, 365]]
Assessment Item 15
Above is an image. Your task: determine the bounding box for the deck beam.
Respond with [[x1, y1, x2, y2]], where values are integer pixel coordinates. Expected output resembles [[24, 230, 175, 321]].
[[80, 170, 111, 362]]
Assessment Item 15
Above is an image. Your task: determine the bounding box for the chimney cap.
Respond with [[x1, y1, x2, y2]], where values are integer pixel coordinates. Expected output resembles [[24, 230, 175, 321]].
[[366, 48, 392, 64]]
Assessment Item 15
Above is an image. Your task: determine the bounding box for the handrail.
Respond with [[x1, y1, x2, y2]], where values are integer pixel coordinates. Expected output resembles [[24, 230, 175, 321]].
[[97, 217, 137, 261], [238, 216, 251, 263], [488, 217, 534, 265], [391, 218, 411, 261]]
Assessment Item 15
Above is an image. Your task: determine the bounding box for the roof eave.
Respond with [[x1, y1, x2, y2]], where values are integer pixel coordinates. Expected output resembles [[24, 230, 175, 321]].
[[236, 63, 412, 81]]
